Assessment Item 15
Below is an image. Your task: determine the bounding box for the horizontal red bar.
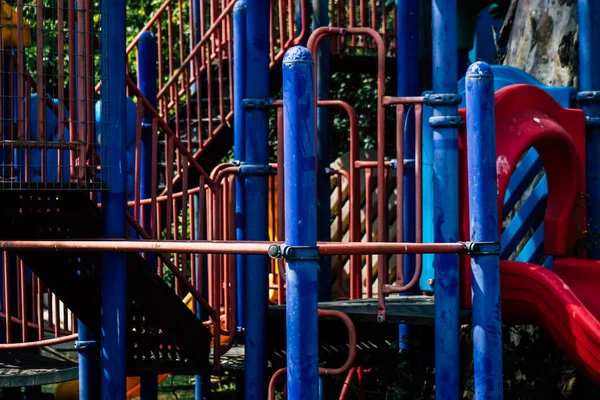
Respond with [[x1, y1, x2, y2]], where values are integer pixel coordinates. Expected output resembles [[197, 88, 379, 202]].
[[0, 240, 468, 256]]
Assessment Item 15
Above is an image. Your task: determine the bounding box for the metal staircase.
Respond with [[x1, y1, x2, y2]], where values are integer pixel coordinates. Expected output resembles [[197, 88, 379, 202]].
[[159, 68, 232, 192], [0, 190, 212, 375]]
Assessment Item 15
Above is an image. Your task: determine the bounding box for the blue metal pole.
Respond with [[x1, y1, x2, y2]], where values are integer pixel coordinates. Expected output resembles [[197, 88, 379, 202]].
[[578, 0, 600, 259], [431, 1, 460, 398], [312, 0, 331, 304], [465, 61, 503, 400], [243, 0, 270, 394], [396, 0, 420, 352], [77, 321, 100, 400], [137, 30, 159, 400], [23, 385, 41, 400], [194, 193, 211, 399], [282, 45, 319, 400], [100, 0, 127, 396], [192, 0, 202, 44], [233, 0, 246, 333], [75, 7, 101, 398]]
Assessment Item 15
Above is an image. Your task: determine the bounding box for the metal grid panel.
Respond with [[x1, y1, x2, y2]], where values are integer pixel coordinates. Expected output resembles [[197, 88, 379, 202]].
[[0, 0, 105, 190]]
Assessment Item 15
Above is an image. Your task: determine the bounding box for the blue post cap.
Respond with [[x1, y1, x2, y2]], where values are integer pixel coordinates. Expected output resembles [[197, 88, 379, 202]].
[[139, 30, 156, 42], [466, 61, 494, 78], [283, 46, 314, 65], [233, 0, 247, 12]]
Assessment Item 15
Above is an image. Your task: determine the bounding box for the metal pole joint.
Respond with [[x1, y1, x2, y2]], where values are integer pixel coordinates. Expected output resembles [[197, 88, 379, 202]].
[[576, 91, 600, 103], [238, 163, 276, 176], [268, 244, 320, 261], [461, 241, 501, 256], [429, 115, 464, 127], [242, 98, 274, 109], [75, 340, 99, 351], [585, 116, 600, 126], [425, 93, 462, 106]]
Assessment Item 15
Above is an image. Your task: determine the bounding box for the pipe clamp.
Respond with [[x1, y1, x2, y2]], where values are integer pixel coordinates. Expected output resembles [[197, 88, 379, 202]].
[[425, 93, 462, 106], [462, 241, 501, 256], [268, 244, 320, 260], [242, 98, 274, 109]]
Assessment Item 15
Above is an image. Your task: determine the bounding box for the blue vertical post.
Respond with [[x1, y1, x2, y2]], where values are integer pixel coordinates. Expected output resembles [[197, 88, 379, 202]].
[[75, 6, 101, 398], [100, 0, 127, 397], [194, 194, 211, 399], [465, 61, 503, 400], [192, 0, 202, 44], [137, 31, 159, 400], [233, 0, 246, 334], [431, 0, 460, 398], [578, 0, 600, 259], [23, 385, 41, 400], [243, 0, 270, 395], [313, 0, 331, 304], [77, 321, 100, 400], [282, 45, 319, 400], [397, 0, 420, 351], [233, 5, 248, 399]]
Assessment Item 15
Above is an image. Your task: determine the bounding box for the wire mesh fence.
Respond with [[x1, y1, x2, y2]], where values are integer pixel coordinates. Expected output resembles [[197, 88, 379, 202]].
[[0, 0, 105, 190]]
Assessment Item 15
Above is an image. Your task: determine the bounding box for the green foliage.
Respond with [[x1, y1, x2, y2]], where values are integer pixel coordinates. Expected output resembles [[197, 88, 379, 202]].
[[329, 71, 396, 158], [19, 0, 158, 99], [257, 72, 397, 165]]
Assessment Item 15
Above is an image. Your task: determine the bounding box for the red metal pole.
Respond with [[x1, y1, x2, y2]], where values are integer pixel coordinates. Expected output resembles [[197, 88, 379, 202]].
[[395, 105, 405, 285], [0, 239, 467, 255], [365, 169, 373, 299]]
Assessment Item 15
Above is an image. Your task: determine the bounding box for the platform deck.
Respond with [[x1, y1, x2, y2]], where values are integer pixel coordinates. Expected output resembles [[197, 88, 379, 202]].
[[0, 350, 78, 387], [268, 296, 472, 325]]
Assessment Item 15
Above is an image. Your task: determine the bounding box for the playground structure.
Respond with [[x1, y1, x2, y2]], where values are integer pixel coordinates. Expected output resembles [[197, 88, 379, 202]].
[[0, 0, 599, 399]]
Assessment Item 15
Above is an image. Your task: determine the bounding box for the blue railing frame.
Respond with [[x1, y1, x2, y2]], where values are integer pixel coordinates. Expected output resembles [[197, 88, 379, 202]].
[[420, 65, 575, 291]]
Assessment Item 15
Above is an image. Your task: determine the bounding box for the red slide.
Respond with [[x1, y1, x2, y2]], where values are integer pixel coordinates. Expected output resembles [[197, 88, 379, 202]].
[[500, 259, 600, 385], [456, 85, 600, 385]]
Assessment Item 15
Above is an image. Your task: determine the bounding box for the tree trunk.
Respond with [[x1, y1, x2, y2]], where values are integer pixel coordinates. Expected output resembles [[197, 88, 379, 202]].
[[501, 0, 578, 87]]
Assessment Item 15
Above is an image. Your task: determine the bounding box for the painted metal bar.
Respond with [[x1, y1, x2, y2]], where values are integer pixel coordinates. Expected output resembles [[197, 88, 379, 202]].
[[500, 177, 548, 259], [100, 0, 127, 396], [233, 0, 247, 332], [243, 0, 270, 393], [502, 149, 543, 218], [308, 26, 386, 306], [277, 107, 286, 305], [465, 61, 503, 400], [283, 46, 319, 400], [578, 0, 600, 259], [137, 30, 159, 400], [268, 308, 357, 400], [396, 0, 420, 352], [515, 222, 545, 264], [312, 0, 332, 304], [0, 240, 469, 255], [431, 0, 460, 398], [365, 169, 373, 298]]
